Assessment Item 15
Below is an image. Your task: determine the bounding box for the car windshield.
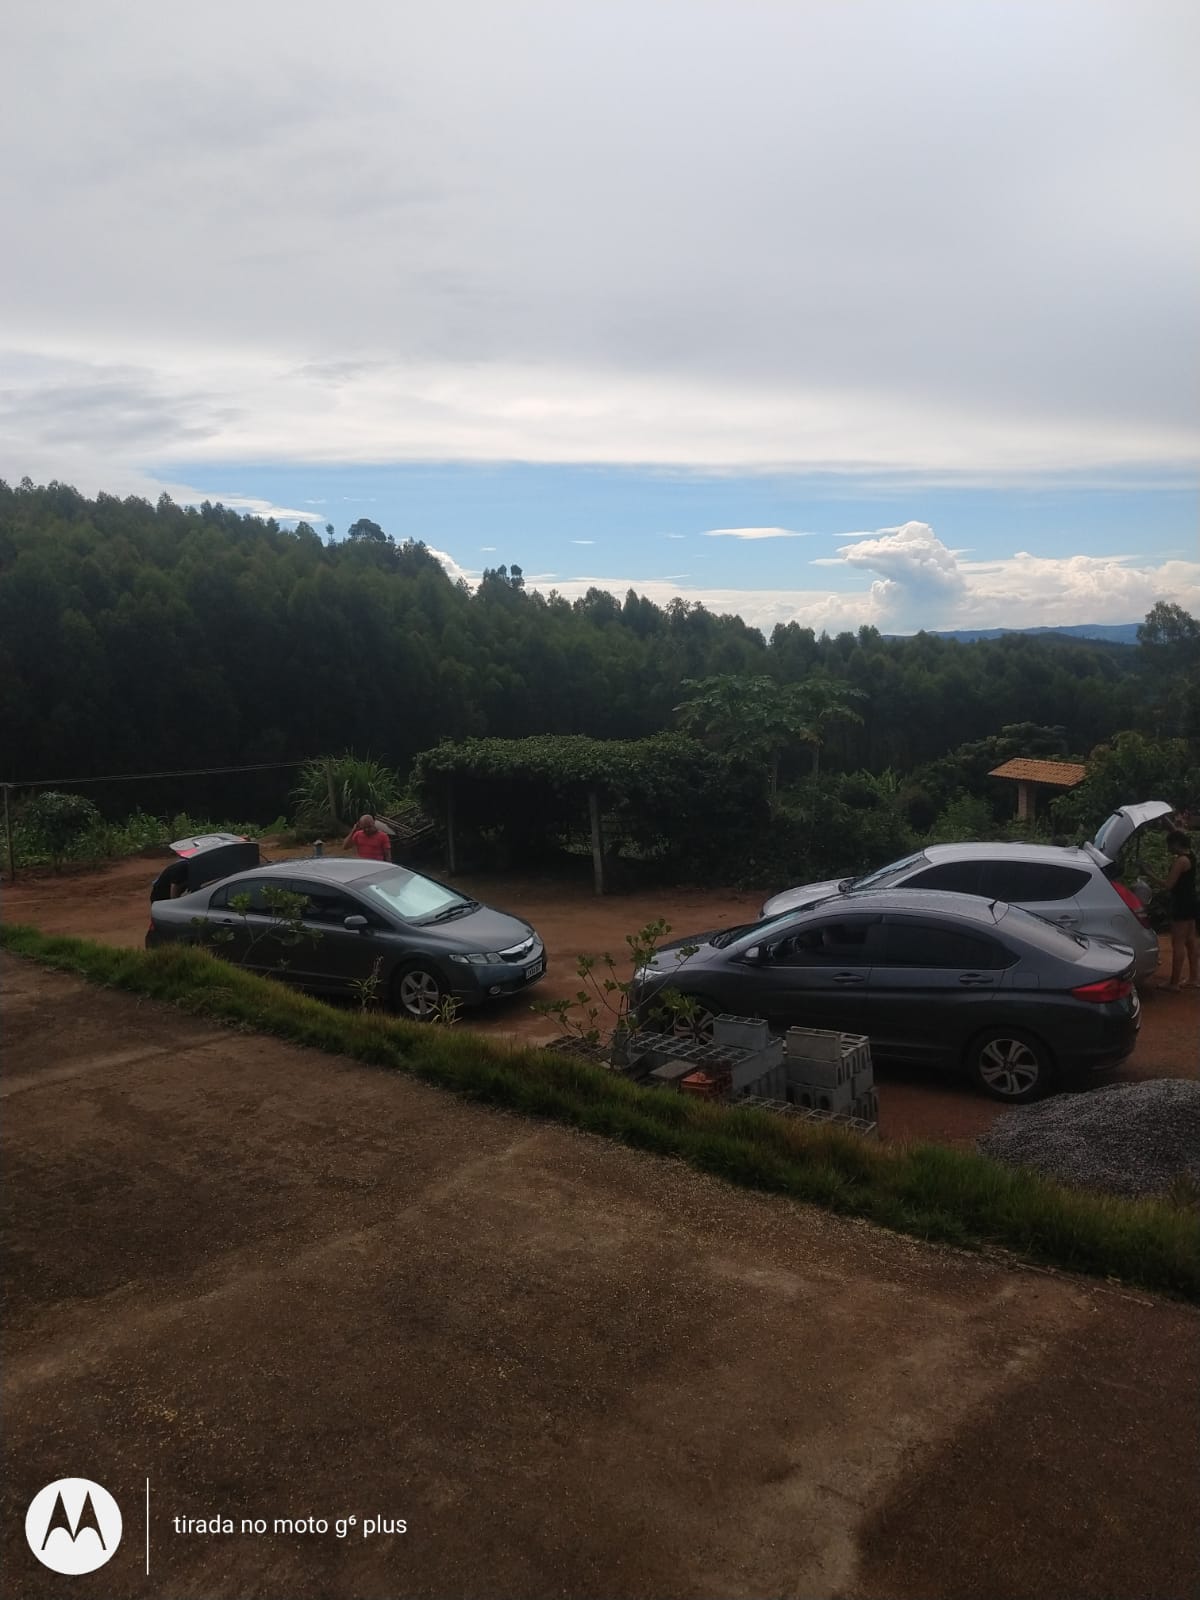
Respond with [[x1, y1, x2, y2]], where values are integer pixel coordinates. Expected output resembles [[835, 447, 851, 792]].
[[359, 868, 475, 922], [845, 852, 928, 892], [709, 911, 796, 949]]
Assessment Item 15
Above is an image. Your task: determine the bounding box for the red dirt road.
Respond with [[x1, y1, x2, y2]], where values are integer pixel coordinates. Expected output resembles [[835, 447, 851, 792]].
[[3, 848, 1196, 1147], [3, 954, 1198, 1600]]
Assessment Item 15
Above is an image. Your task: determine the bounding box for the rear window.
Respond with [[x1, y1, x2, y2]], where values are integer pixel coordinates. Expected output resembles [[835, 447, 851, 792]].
[[979, 862, 1091, 902], [994, 903, 1092, 959]]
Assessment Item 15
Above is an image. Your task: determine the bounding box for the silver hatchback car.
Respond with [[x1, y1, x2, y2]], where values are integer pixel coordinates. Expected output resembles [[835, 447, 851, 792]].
[[760, 802, 1173, 981]]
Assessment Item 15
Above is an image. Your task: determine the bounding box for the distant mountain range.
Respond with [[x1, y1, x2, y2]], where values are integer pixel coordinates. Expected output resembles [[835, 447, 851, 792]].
[[894, 623, 1141, 646]]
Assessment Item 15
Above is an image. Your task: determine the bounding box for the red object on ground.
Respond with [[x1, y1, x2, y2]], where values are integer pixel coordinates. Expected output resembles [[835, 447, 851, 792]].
[[680, 1071, 720, 1098]]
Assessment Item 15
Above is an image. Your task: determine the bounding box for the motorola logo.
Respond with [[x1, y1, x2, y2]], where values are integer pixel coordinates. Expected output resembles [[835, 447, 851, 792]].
[[26, 1479, 122, 1575]]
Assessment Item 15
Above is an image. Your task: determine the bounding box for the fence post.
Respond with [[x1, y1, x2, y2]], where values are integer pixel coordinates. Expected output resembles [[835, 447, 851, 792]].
[[3, 785, 13, 882], [446, 783, 457, 875], [588, 789, 606, 896], [323, 760, 339, 828]]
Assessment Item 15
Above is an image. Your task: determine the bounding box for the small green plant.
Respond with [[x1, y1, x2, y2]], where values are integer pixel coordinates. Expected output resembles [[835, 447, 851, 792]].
[[534, 918, 699, 1049], [191, 886, 317, 975], [348, 957, 386, 1013], [429, 993, 462, 1027]]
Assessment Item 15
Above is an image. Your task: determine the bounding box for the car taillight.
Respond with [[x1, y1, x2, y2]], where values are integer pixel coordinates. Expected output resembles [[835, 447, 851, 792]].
[[1112, 880, 1151, 926], [1072, 977, 1133, 1003]]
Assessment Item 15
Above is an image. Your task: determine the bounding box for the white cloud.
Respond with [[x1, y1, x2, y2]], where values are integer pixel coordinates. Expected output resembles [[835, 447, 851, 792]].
[[571, 538, 595, 545], [664, 533, 686, 539], [483, 540, 1200, 636], [425, 545, 476, 585], [703, 526, 819, 540], [0, 2, 1195, 487]]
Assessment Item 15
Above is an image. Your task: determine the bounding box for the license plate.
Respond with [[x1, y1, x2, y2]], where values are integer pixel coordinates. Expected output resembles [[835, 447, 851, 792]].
[[526, 958, 544, 980]]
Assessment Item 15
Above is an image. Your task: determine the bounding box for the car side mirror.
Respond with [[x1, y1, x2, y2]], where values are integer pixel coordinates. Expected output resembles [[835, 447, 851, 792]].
[[343, 915, 368, 931], [744, 944, 764, 963]]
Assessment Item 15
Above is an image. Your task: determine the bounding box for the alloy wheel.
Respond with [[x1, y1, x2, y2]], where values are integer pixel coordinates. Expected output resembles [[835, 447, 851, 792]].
[[397, 968, 443, 1020], [976, 1035, 1042, 1099]]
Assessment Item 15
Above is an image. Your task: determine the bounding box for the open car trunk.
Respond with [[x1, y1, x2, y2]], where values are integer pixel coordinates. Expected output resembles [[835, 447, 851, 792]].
[[1087, 802, 1175, 868], [169, 833, 260, 891]]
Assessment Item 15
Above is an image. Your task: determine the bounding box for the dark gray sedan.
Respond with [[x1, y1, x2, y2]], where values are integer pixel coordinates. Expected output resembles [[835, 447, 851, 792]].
[[631, 889, 1139, 1101], [146, 858, 546, 1020]]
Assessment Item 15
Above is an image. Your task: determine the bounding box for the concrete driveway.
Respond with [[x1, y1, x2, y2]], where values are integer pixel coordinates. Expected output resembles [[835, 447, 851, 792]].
[[2, 953, 1197, 1599]]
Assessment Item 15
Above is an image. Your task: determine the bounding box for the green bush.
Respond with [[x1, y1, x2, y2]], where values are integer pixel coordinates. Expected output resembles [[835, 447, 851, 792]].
[[292, 755, 403, 830], [16, 791, 101, 865]]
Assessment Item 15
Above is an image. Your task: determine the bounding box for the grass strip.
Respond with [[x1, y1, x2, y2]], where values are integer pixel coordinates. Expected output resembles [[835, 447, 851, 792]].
[[4, 921, 1198, 1301]]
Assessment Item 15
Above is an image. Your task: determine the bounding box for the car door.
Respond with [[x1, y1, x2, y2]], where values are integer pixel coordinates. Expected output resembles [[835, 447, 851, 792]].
[[755, 914, 883, 1033], [285, 879, 392, 991], [978, 861, 1092, 932], [203, 877, 290, 974], [871, 916, 1016, 1066]]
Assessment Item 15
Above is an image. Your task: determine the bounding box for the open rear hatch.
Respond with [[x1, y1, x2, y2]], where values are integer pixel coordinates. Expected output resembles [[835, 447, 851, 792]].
[[1086, 801, 1175, 867], [169, 832, 260, 891]]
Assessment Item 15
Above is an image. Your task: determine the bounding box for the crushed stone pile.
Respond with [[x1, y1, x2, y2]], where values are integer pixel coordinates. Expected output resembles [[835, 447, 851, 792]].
[[978, 1079, 1200, 1199]]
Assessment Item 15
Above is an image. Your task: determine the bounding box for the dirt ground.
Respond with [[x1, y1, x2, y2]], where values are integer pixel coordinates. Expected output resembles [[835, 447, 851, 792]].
[[3, 847, 1197, 1147], [3, 953, 1197, 1600]]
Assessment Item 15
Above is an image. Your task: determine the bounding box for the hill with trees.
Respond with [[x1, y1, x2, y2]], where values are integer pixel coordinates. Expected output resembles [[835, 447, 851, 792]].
[[1, 480, 1192, 834]]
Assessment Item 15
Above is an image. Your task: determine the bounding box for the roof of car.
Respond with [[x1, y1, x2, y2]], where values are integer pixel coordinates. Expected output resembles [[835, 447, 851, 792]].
[[789, 888, 1003, 923], [250, 857, 399, 884], [921, 840, 1094, 865]]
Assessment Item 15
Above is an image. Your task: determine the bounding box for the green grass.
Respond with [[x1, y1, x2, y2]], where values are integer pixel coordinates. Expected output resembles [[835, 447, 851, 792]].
[[4, 921, 1198, 1302]]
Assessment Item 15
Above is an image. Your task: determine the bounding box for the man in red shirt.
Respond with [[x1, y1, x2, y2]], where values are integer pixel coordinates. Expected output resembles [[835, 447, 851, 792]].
[[343, 814, 392, 863]]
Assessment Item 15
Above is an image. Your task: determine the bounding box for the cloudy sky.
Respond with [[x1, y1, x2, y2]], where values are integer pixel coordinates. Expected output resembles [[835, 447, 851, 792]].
[[3, 0, 1197, 633]]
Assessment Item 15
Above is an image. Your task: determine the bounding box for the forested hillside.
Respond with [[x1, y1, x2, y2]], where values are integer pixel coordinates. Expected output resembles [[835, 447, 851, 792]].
[[0, 479, 1165, 798]]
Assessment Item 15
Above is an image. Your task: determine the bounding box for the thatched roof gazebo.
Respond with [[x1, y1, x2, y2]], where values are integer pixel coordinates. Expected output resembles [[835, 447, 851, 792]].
[[988, 757, 1087, 821]]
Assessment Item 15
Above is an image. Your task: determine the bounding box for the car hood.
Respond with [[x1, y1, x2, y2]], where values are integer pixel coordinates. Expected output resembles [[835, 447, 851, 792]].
[[1089, 801, 1174, 863], [419, 904, 537, 954], [760, 878, 843, 917]]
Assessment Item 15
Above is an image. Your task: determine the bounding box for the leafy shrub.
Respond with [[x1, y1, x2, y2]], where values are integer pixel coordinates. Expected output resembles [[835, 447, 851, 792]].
[[1050, 732, 1200, 838], [923, 793, 998, 844], [17, 791, 101, 865], [292, 755, 403, 830]]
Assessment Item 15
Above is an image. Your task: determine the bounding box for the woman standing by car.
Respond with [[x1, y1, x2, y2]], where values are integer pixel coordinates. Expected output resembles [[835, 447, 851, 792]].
[[1159, 830, 1197, 990]]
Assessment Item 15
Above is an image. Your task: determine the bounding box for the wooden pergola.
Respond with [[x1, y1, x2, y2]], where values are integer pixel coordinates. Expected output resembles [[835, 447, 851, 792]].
[[988, 757, 1087, 821]]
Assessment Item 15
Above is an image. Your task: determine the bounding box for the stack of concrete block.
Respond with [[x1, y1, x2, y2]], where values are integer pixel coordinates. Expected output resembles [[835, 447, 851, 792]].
[[784, 1027, 876, 1121], [712, 1016, 787, 1101]]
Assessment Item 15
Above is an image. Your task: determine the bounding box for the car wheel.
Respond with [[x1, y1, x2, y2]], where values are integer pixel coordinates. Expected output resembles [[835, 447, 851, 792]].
[[967, 1027, 1054, 1103], [391, 963, 447, 1022]]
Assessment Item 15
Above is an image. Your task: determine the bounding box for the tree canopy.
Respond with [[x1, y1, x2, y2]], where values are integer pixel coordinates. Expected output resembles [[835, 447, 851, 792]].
[[0, 478, 1164, 814]]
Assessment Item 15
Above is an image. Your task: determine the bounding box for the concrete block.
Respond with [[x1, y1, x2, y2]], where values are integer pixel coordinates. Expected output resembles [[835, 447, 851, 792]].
[[730, 1037, 784, 1095], [648, 1059, 698, 1088], [785, 1027, 852, 1062], [787, 1055, 846, 1090], [713, 1015, 771, 1052], [851, 1065, 875, 1099], [787, 1078, 853, 1115]]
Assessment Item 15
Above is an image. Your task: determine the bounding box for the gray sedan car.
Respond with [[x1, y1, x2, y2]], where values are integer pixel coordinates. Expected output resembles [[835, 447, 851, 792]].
[[146, 858, 546, 1019], [632, 890, 1139, 1101], [760, 802, 1173, 981]]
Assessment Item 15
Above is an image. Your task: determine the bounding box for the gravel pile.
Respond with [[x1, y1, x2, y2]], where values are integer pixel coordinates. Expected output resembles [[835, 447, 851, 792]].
[[978, 1079, 1200, 1199]]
